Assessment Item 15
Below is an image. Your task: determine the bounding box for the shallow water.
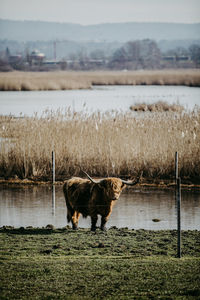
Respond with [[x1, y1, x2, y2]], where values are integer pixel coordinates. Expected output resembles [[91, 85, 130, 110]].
[[0, 185, 200, 230], [0, 85, 200, 116]]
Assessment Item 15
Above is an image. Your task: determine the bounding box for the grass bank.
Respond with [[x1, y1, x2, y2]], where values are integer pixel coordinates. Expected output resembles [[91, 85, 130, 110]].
[[0, 227, 200, 299], [0, 69, 200, 91], [0, 108, 200, 183]]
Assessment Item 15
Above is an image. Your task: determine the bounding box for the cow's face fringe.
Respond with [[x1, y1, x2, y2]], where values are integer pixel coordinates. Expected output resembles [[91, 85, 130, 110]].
[[99, 178, 125, 200]]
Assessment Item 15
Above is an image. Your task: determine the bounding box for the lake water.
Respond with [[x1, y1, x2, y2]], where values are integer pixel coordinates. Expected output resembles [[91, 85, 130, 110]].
[[0, 86, 200, 230], [0, 85, 200, 116], [0, 185, 200, 230]]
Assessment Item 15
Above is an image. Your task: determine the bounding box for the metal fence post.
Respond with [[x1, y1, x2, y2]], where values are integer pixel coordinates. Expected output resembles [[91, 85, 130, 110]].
[[52, 151, 55, 184], [177, 177, 181, 258], [175, 151, 178, 182], [52, 151, 56, 215]]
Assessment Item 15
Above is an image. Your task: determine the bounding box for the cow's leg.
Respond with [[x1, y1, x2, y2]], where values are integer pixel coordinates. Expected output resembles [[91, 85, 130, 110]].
[[91, 215, 98, 232], [67, 209, 72, 223], [100, 216, 108, 231], [66, 204, 74, 225], [71, 211, 80, 230]]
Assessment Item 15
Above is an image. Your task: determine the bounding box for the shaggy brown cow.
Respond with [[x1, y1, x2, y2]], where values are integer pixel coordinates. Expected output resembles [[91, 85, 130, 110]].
[[63, 171, 141, 231]]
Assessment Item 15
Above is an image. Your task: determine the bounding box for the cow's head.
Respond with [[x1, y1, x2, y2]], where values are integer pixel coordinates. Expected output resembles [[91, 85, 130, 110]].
[[82, 171, 142, 201], [98, 178, 126, 200]]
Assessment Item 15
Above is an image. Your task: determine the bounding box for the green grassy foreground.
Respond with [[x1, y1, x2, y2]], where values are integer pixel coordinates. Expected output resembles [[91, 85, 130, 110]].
[[0, 227, 200, 299]]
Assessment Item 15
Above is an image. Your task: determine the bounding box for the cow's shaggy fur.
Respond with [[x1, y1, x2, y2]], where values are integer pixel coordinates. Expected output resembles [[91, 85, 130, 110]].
[[63, 177, 127, 231]]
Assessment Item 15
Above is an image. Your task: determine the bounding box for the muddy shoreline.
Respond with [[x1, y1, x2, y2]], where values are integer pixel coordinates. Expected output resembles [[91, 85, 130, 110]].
[[0, 177, 200, 191]]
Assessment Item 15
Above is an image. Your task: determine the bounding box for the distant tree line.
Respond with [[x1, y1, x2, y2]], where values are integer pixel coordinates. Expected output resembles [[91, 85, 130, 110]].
[[109, 40, 162, 69], [0, 39, 200, 71]]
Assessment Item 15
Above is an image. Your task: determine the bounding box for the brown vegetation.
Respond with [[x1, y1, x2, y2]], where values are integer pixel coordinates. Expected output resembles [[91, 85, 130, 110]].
[[0, 69, 200, 91], [130, 101, 184, 112], [0, 107, 200, 182]]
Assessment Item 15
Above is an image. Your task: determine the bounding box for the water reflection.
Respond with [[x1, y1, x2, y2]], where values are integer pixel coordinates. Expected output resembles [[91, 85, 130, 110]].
[[52, 185, 56, 216], [0, 185, 200, 230]]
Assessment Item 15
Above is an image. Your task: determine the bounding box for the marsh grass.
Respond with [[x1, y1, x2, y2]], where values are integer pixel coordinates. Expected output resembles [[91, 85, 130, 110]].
[[0, 107, 200, 182], [0, 69, 200, 91], [0, 71, 91, 91]]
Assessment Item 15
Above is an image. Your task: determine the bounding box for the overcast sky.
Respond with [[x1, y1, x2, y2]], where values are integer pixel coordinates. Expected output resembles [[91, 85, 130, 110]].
[[0, 0, 200, 25]]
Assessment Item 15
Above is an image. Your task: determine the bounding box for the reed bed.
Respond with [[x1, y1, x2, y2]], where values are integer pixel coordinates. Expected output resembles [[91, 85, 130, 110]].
[[0, 71, 91, 91], [0, 69, 200, 91], [130, 101, 184, 112], [0, 108, 200, 182]]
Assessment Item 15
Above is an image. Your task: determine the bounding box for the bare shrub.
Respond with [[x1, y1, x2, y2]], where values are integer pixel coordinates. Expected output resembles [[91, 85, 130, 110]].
[[130, 101, 184, 112]]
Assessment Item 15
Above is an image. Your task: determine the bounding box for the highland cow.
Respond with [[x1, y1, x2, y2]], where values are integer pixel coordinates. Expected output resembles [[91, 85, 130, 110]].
[[63, 171, 141, 231]]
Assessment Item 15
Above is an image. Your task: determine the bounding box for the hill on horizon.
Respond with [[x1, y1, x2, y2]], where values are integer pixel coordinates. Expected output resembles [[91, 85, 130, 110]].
[[0, 19, 200, 42]]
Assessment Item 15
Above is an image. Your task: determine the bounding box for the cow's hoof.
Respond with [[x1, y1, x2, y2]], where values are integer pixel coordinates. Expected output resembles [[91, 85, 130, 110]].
[[91, 227, 96, 232], [101, 226, 107, 231], [72, 226, 78, 230]]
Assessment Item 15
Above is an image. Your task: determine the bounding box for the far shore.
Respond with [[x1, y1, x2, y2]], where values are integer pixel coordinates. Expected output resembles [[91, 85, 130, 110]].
[[0, 69, 200, 91]]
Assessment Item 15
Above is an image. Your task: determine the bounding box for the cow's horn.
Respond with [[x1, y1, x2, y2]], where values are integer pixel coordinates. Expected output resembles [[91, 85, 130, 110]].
[[82, 170, 100, 184], [121, 171, 143, 186]]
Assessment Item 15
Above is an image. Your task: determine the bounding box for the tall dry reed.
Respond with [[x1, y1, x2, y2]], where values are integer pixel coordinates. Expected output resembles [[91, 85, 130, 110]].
[[0, 70, 200, 91], [0, 108, 200, 182]]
